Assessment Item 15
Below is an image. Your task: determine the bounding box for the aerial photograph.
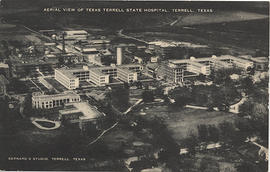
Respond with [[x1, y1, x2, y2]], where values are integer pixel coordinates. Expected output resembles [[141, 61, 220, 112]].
[[0, 0, 268, 171]]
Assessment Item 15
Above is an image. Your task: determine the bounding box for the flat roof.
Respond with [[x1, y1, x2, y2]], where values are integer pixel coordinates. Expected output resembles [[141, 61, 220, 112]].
[[169, 55, 253, 66], [64, 30, 88, 34], [118, 66, 134, 74], [169, 59, 191, 64], [32, 91, 79, 99], [65, 102, 102, 120], [0, 63, 9, 68], [121, 64, 142, 68], [56, 67, 89, 79], [90, 68, 107, 76], [251, 57, 268, 63]]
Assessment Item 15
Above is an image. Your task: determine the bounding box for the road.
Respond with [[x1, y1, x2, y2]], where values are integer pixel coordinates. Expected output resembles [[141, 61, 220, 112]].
[[117, 29, 149, 44], [31, 118, 61, 130], [87, 98, 143, 146]]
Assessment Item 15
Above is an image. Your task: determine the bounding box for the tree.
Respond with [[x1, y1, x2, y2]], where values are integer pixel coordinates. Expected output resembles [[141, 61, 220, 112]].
[[111, 87, 129, 112], [197, 74, 206, 82], [207, 125, 219, 142], [236, 162, 257, 172], [199, 157, 219, 172], [197, 124, 208, 142], [184, 132, 198, 155], [218, 121, 235, 141], [240, 76, 254, 94], [142, 91, 154, 103]]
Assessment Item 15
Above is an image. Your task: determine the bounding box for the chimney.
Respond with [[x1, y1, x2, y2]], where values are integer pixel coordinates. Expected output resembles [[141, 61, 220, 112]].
[[62, 32, 66, 53], [116, 47, 122, 65]]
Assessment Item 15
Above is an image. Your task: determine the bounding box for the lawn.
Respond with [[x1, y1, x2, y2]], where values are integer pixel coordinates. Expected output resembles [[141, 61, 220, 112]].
[[35, 120, 56, 128], [44, 77, 68, 92], [139, 105, 238, 143]]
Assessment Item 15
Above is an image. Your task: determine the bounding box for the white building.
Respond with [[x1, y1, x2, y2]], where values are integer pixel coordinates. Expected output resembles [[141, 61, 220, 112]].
[[89, 68, 110, 86], [32, 92, 80, 109], [117, 47, 122, 65], [63, 30, 88, 40], [54, 64, 143, 88], [165, 55, 254, 83], [55, 69, 80, 89], [55, 66, 90, 89], [117, 67, 137, 83]]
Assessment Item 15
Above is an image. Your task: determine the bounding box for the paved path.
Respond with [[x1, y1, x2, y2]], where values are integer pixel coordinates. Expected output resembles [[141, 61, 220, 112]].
[[118, 29, 148, 44], [185, 94, 247, 114], [31, 118, 61, 130], [87, 122, 119, 146], [123, 99, 143, 115], [185, 105, 208, 110], [87, 99, 143, 146]]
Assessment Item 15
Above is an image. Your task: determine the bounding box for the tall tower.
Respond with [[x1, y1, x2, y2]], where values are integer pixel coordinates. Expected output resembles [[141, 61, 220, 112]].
[[62, 32, 66, 53], [116, 47, 122, 65]]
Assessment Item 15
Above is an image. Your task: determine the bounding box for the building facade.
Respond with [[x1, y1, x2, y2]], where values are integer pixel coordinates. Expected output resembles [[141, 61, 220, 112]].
[[89, 69, 110, 86], [117, 67, 137, 83], [165, 55, 254, 83], [55, 69, 80, 89], [32, 92, 81, 109], [54, 64, 143, 88]]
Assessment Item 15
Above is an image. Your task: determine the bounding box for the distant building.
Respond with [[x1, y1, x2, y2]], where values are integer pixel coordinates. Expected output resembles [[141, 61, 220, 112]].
[[32, 92, 80, 109], [240, 55, 268, 71], [151, 56, 159, 63], [165, 55, 254, 83], [61, 30, 88, 40], [74, 46, 99, 54], [9, 58, 57, 78]]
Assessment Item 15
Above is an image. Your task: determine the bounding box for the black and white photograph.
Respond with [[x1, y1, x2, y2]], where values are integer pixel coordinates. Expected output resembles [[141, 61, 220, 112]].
[[0, 0, 269, 171]]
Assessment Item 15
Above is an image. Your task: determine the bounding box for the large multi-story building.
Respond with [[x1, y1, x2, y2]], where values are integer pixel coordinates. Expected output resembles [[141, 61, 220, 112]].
[[32, 92, 80, 109], [165, 55, 254, 83], [55, 66, 90, 89], [55, 69, 80, 90], [54, 64, 143, 88], [117, 67, 137, 83], [89, 68, 110, 86]]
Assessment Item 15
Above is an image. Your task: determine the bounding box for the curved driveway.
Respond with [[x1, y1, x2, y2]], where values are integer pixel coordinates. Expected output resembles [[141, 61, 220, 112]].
[[31, 118, 61, 130]]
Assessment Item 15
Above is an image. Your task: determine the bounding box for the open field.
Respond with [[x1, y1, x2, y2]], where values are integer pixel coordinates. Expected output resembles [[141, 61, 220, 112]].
[[139, 105, 238, 143]]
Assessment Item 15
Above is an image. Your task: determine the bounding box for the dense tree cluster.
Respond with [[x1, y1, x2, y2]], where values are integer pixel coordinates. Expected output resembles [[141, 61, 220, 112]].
[[110, 87, 130, 112]]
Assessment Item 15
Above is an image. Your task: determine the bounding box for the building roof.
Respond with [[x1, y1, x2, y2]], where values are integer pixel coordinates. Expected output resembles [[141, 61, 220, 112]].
[[60, 102, 102, 120], [32, 91, 79, 100], [90, 68, 107, 76], [118, 66, 134, 74], [251, 57, 268, 63], [0, 63, 9, 68], [56, 66, 90, 79], [64, 30, 88, 35]]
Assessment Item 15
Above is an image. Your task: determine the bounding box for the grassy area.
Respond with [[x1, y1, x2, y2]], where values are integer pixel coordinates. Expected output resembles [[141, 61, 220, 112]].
[[35, 121, 56, 128], [44, 77, 68, 92], [140, 105, 238, 143]]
